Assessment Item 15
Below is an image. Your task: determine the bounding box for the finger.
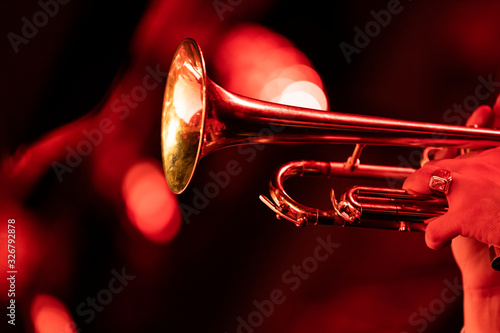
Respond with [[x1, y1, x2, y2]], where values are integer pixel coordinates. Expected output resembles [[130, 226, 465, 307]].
[[453, 149, 481, 159], [430, 106, 491, 161], [404, 160, 465, 198], [425, 214, 461, 250], [433, 147, 458, 160], [402, 163, 453, 194], [425, 153, 480, 169], [465, 105, 493, 128], [403, 165, 436, 195]]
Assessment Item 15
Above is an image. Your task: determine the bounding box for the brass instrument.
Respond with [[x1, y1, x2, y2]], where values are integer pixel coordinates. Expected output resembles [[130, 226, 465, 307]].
[[161, 38, 500, 269]]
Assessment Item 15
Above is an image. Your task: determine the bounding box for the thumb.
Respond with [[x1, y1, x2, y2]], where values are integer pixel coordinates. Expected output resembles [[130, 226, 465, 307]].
[[425, 214, 461, 250]]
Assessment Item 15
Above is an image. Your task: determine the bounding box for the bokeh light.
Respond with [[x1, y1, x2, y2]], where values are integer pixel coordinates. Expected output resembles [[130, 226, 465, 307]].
[[275, 81, 327, 110], [31, 294, 76, 333], [122, 160, 181, 243], [214, 24, 328, 110]]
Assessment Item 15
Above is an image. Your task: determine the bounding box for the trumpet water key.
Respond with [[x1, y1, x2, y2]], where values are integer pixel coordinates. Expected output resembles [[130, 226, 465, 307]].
[[161, 38, 500, 269]]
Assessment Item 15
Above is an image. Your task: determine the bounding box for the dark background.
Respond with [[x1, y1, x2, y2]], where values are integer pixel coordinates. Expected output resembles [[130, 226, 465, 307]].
[[2, 0, 500, 332]]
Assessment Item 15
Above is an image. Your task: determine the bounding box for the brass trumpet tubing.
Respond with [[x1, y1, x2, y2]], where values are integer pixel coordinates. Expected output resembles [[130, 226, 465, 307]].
[[351, 194, 448, 210], [263, 160, 445, 231], [203, 78, 500, 153], [264, 161, 343, 227], [341, 187, 448, 222], [262, 160, 419, 228]]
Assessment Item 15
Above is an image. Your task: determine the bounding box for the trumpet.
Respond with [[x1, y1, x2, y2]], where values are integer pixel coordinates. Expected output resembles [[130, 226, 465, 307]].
[[161, 38, 500, 269]]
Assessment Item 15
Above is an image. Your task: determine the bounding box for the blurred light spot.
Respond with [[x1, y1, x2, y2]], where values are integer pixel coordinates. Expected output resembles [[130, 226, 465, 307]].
[[276, 81, 328, 110], [0, 210, 42, 304], [260, 77, 294, 102], [122, 160, 181, 243], [278, 64, 324, 88], [31, 294, 76, 333], [214, 24, 329, 110]]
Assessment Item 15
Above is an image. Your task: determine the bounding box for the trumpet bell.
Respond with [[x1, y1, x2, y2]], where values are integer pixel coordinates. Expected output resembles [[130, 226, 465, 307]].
[[161, 39, 207, 194]]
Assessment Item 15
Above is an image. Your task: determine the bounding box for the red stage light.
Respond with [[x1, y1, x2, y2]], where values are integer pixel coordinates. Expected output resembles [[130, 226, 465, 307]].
[[122, 160, 181, 243], [31, 294, 76, 333], [275, 81, 327, 110], [214, 24, 328, 109]]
